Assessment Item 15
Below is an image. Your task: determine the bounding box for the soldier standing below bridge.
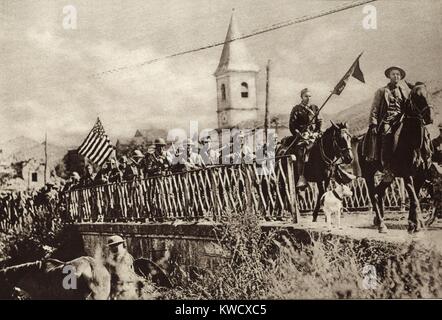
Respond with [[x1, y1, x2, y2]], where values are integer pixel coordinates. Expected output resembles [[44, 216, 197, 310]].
[[104, 235, 142, 300], [289, 88, 323, 189]]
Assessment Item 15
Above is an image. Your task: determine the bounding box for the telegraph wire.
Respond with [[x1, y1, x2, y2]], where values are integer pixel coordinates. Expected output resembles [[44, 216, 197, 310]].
[[91, 0, 378, 78]]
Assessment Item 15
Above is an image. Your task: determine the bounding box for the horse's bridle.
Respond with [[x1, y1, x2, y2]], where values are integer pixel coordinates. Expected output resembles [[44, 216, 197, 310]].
[[319, 128, 351, 166]]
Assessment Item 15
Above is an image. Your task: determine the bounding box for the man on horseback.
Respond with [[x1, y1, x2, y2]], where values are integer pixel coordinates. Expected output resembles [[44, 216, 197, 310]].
[[289, 88, 323, 189], [366, 66, 411, 179]]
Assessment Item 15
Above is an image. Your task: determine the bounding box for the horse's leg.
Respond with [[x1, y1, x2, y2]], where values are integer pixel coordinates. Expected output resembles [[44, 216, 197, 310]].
[[373, 178, 392, 233], [413, 174, 426, 229], [404, 176, 423, 233], [364, 174, 380, 226]]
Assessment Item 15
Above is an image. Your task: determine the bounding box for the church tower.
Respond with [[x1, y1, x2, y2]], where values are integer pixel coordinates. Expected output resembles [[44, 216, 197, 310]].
[[214, 12, 259, 129]]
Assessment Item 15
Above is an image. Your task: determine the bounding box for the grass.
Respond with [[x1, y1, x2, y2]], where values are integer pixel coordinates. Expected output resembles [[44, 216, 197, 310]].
[[163, 210, 442, 299]]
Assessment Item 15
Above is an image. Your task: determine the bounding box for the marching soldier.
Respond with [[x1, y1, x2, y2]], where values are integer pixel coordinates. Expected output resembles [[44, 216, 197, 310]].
[[63, 172, 81, 191], [175, 138, 204, 171], [144, 138, 170, 177], [130, 149, 145, 179], [108, 158, 123, 183], [95, 161, 111, 185], [225, 131, 255, 165], [79, 164, 96, 188], [200, 135, 220, 166], [120, 155, 140, 181], [289, 88, 323, 189], [366, 66, 410, 179]]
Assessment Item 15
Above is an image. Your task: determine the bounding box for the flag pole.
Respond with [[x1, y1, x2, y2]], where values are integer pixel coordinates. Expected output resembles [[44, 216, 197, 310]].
[[264, 59, 271, 146], [311, 51, 364, 122]]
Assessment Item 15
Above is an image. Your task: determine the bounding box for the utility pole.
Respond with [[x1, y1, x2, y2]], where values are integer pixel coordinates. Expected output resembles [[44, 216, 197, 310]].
[[44, 132, 47, 185], [264, 59, 271, 145]]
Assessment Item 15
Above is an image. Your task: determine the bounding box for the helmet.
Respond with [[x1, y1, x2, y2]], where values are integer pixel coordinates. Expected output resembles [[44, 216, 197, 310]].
[[133, 149, 144, 158], [154, 138, 166, 146], [184, 138, 195, 146], [106, 235, 125, 247], [200, 135, 211, 143], [119, 156, 128, 163], [71, 172, 80, 181]]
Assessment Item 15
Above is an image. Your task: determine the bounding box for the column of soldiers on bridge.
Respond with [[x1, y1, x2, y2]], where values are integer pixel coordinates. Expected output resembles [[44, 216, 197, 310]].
[[62, 134, 280, 192]]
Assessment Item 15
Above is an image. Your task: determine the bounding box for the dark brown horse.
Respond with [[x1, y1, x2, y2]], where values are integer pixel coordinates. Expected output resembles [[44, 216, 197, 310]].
[[277, 122, 354, 221], [356, 83, 434, 233]]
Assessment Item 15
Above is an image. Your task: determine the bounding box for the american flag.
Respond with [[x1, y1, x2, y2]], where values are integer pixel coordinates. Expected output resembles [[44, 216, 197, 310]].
[[78, 118, 114, 166]]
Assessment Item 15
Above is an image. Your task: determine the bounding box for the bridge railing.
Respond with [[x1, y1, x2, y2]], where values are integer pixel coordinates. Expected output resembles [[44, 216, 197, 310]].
[[64, 156, 300, 223], [63, 156, 409, 223]]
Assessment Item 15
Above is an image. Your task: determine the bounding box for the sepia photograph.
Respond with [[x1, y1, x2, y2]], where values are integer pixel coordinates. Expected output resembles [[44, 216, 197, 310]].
[[0, 0, 441, 307]]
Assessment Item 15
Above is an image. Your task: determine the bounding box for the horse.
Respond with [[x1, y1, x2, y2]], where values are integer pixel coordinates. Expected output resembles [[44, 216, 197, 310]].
[[355, 83, 434, 233], [0, 256, 111, 300], [277, 121, 354, 222]]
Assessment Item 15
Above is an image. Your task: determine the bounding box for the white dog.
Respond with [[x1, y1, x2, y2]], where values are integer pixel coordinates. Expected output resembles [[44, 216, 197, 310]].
[[321, 184, 353, 230]]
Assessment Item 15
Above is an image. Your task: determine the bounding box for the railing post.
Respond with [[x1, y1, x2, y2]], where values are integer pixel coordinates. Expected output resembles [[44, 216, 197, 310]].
[[286, 155, 300, 223], [399, 177, 406, 212]]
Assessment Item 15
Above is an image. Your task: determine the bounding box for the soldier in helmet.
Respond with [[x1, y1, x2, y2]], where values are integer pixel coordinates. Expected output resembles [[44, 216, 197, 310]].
[[120, 154, 141, 181], [104, 235, 141, 300], [289, 88, 323, 188], [130, 149, 145, 179], [63, 171, 81, 191], [200, 135, 220, 166], [144, 138, 170, 177], [108, 158, 123, 183], [79, 164, 96, 188]]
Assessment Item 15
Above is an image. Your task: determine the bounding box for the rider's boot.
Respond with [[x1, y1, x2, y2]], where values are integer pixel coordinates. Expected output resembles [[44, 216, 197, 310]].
[[296, 155, 307, 190]]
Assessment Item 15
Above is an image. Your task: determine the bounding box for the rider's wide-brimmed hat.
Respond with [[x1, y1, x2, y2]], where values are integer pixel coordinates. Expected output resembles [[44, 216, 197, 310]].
[[384, 66, 406, 79], [106, 235, 125, 247]]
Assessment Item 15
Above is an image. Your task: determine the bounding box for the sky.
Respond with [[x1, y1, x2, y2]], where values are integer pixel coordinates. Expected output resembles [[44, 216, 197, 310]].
[[0, 0, 441, 147]]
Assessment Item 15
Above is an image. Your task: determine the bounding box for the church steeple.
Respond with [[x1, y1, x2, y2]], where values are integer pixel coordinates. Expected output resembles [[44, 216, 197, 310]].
[[214, 11, 259, 76], [214, 11, 259, 129]]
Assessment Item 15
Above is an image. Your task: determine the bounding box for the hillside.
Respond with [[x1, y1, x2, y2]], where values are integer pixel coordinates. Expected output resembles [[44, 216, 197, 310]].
[[0, 136, 67, 167]]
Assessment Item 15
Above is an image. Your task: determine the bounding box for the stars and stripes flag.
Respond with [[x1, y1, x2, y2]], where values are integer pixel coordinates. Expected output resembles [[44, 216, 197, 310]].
[[78, 118, 114, 166], [332, 52, 365, 96]]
